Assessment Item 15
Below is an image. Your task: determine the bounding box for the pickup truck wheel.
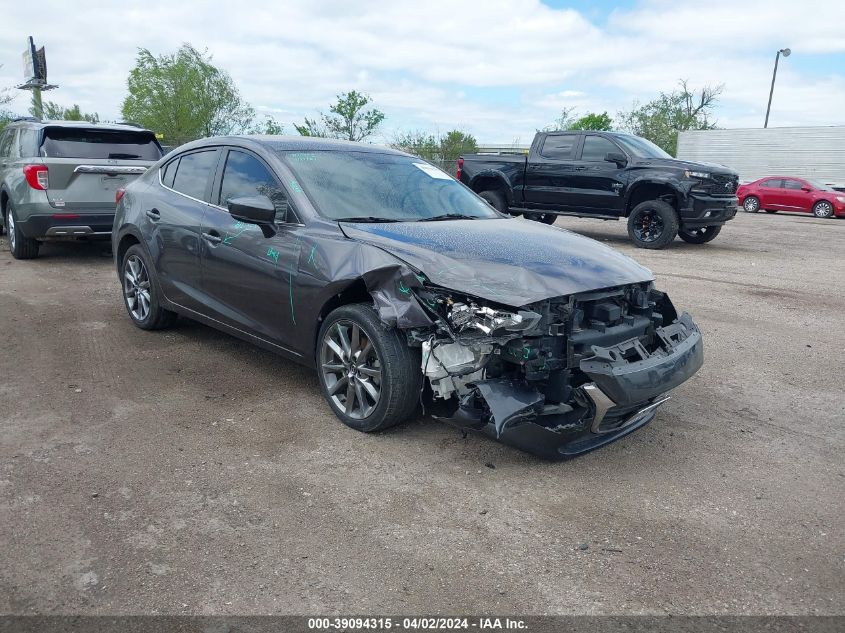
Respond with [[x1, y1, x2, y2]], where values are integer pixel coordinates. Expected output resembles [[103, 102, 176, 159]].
[[479, 190, 508, 214], [6, 202, 40, 260], [317, 304, 421, 433], [627, 200, 679, 249], [678, 225, 722, 244], [524, 212, 556, 225], [742, 196, 759, 213]]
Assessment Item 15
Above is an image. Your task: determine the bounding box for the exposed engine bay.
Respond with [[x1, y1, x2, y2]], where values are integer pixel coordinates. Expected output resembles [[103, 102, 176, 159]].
[[405, 281, 703, 459]]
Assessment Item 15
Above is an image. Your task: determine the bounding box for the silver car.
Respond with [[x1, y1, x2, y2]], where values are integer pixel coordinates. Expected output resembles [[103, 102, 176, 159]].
[[0, 119, 163, 259]]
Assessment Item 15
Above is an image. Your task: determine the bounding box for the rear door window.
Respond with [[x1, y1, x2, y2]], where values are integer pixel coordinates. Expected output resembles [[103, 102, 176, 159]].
[[40, 127, 162, 160], [17, 129, 38, 157], [161, 158, 178, 188], [218, 150, 293, 222], [171, 150, 219, 201], [540, 134, 578, 160]]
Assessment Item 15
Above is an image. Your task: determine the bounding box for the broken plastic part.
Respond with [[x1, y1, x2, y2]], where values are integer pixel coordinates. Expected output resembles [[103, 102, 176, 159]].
[[474, 378, 544, 438]]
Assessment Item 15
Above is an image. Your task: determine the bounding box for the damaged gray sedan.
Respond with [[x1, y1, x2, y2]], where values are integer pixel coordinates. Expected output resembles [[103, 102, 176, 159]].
[[113, 136, 703, 459]]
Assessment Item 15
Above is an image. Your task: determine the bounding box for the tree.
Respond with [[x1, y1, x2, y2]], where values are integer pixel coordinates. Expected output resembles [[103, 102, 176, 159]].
[[41, 101, 99, 123], [295, 91, 384, 141], [438, 130, 478, 162], [121, 44, 255, 144], [543, 106, 577, 132], [569, 111, 613, 131], [0, 65, 17, 133], [391, 130, 440, 161], [617, 80, 723, 156], [253, 115, 284, 135]]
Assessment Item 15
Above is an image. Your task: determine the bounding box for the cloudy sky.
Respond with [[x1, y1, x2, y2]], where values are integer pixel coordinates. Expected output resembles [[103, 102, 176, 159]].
[[1, 0, 843, 143]]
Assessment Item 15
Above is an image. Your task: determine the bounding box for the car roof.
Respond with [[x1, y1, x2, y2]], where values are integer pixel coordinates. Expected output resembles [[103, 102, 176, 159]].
[[7, 119, 155, 134], [177, 135, 409, 156]]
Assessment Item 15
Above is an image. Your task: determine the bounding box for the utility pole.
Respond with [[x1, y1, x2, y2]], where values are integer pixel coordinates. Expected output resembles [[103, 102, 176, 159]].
[[764, 48, 791, 128]]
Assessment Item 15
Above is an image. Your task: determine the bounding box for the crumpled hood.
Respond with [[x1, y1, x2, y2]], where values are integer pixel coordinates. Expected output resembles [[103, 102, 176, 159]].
[[340, 218, 654, 306]]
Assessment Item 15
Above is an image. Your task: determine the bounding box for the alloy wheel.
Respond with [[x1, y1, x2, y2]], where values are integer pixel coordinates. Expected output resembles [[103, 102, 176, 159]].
[[123, 254, 152, 321], [7, 212, 15, 251], [632, 209, 665, 243], [815, 201, 833, 218], [320, 320, 382, 419], [743, 198, 759, 212]]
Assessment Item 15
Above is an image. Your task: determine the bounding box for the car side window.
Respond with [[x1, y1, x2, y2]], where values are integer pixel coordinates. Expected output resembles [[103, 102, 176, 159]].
[[161, 158, 178, 188], [761, 179, 782, 188], [782, 179, 803, 190], [17, 129, 38, 157], [0, 129, 15, 158], [218, 150, 295, 223], [580, 136, 619, 162], [171, 150, 218, 201], [540, 134, 577, 160]]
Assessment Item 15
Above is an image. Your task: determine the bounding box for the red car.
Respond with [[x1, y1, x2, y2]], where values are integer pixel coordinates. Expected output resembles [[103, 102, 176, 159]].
[[738, 177, 845, 218]]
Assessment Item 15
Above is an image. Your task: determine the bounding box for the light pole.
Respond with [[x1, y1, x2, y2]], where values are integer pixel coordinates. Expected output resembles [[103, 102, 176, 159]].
[[764, 47, 791, 128]]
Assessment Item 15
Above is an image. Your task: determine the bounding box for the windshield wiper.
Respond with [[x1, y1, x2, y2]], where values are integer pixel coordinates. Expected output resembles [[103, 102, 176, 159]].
[[108, 153, 141, 159], [418, 213, 481, 222], [335, 216, 402, 223]]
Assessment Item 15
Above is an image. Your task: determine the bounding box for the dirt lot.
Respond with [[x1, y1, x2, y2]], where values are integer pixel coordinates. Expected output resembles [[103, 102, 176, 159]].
[[1, 211, 843, 616]]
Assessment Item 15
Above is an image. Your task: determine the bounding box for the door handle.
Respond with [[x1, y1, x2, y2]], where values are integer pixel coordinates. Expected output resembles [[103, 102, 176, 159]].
[[145, 208, 161, 220], [574, 166, 588, 171], [202, 230, 222, 245]]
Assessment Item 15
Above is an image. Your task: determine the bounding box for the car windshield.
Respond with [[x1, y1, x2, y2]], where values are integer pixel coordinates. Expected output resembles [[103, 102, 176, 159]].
[[614, 135, 672, 159], [277, 150, 500, 222], [806, 179, 834, 191]]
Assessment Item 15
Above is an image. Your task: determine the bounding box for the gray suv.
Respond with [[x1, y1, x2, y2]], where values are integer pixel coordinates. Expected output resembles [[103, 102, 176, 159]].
[[0, 119, 163, 259]]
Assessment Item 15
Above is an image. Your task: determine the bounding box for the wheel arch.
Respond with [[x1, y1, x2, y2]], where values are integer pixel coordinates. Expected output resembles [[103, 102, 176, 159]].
[[624, 180, 681, 217], [312, 278, 373, 359], [469, 171, 513, 205]]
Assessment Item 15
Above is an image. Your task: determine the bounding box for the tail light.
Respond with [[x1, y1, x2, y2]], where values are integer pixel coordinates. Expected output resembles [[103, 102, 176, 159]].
[[115, 188, 126, 205], [456, 157, 464, 181], [23, 165, 49, 190]]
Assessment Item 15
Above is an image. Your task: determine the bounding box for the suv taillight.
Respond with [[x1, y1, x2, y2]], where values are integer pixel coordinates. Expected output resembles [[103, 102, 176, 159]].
[[24, 165, 49, 190], [115, 188, 126, 205], [456, 157, 464, 181]]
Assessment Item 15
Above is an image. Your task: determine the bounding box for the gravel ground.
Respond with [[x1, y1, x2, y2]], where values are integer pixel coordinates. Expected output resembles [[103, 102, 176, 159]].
[[0, 211, 843, 615]]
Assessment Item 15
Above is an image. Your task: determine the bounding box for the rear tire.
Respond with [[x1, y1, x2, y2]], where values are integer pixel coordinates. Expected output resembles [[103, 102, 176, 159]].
[[627, 200, 679, 249], [678, 225, 722, 244], [524, 212, 557, 224], [813, 200, 834, 218], [742, 196, 760, 213], [479, 190, 508, 214], [317, 304, 421, 433], [6, 202, 40, 259], [120, 244, 177, 330]]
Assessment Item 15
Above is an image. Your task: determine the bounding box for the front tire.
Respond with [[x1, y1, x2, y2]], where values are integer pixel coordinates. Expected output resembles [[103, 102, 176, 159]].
[[813, 200, 834, 218], [678, 225, 722, 244], [627, 200, 679, 249], [6, 202, 40, 259], [120, 244, 177, 330], [742, 196, 760, 213], [317, 304, 421, 433]]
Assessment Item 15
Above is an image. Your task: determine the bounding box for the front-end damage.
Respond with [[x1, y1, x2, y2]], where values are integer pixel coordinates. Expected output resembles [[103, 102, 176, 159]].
[[400, 280, 703, 459]]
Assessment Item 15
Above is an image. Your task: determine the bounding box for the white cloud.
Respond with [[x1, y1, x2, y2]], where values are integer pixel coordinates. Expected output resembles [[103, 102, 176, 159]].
[[0, 0, 842, 141]]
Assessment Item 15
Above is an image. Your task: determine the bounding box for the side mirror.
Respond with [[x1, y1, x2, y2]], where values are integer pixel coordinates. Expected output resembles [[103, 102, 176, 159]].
[[605, 151, 627, 166], [227, 195, 275, 225], [801, 186, 812, 192]]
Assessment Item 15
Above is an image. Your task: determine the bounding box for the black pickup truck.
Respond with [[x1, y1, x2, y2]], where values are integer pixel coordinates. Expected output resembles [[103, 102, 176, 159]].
[[458, 131, 739, 249]]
